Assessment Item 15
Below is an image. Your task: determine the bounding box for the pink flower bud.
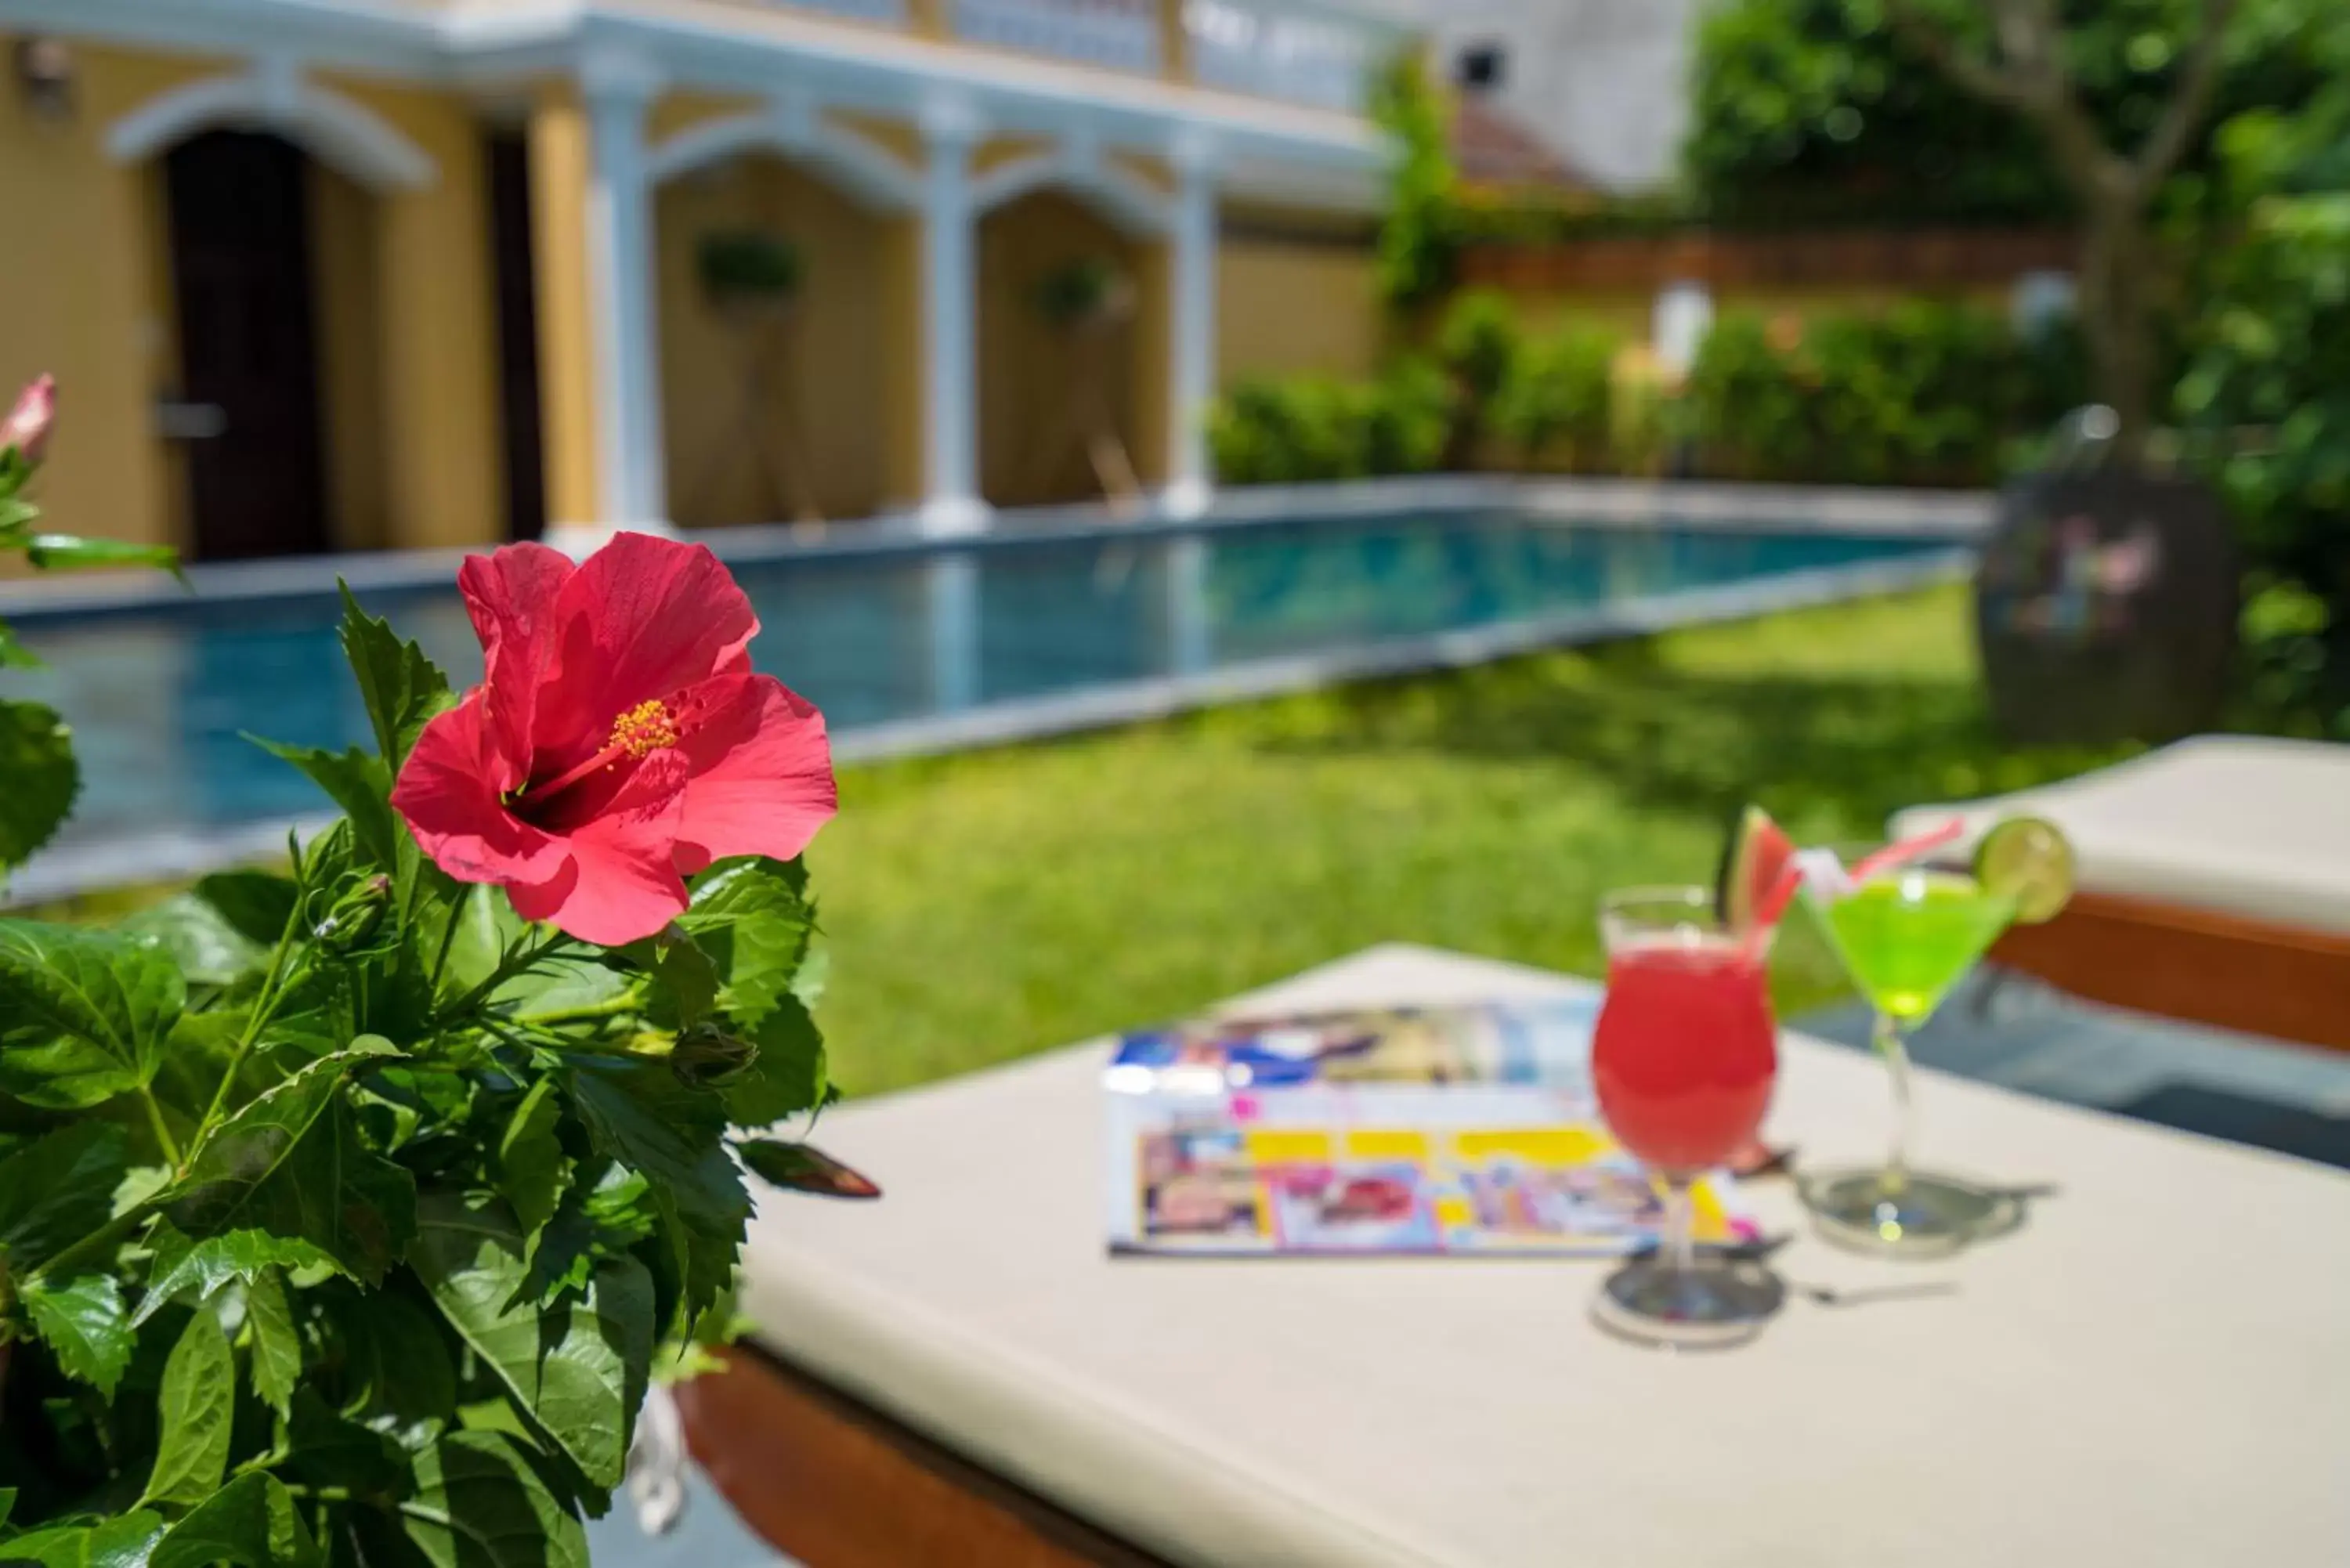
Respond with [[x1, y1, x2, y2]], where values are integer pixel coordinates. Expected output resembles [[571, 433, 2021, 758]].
[[2, 374, 56, 466]]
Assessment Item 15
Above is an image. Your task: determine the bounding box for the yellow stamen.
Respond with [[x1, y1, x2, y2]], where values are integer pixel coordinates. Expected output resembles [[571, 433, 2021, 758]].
[[609, 699, 679, 758]]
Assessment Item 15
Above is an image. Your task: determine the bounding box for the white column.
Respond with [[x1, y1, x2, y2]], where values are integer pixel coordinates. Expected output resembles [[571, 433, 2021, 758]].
[[917, 95, 988, 539], [582, 49, 669, 531], [1165, 131, 1219, 519]]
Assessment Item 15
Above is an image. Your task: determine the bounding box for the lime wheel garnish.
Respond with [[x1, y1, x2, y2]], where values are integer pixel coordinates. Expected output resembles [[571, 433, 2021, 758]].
[[1973, 815, 2075, 925]]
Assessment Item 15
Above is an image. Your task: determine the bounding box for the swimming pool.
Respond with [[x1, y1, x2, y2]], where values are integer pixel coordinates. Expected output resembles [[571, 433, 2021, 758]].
[[4, 500, 1965, 883]]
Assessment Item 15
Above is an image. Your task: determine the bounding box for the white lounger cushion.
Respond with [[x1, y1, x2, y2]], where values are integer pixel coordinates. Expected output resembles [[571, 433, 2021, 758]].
[[1890, 735, 2350, 935]]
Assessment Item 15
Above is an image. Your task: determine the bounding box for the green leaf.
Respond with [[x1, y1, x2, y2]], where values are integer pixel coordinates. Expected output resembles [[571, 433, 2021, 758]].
[[620, 932, 719, 1030], [137, 1223, 332, 1327], [164, 1040, 414, 1284], [0, 1122, 128, 1269], [283, 1389, 407, 1506], [149, 1472, 320, 1568], [193, 870, 301, 948], [678, 859, 815, 1026], [337, 583, 454, 769], [142, 1308, 235, 1509], [333, 1292, 456, 1436], [248, 740, 399, 875], [20, 1273, 132, 1396], [737, 1140, 880, 1200], [0, 619, 38, 669], [242, 1268, 301, 1419], [0, 920, 184, 1108], [407, 1192, 654, 1490], [0, 699, 78, 870], [21, 533, 180, 574], [390, 1432, 589, 1568], [496, 1079, 568, 1234], [562, 1058, 747, 1241], [0, 1511, 164, 1567], [120, 895, 271, 989], [725, 996, 828, 1128]]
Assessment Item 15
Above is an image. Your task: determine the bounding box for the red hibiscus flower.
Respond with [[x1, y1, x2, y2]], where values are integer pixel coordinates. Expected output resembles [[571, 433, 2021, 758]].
[[392, 533, 836, 945]]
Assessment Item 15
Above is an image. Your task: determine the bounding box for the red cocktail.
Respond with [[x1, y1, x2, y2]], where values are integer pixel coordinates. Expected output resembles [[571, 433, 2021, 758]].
[[1594, 937, 1776, 1174], [1589, 887, 1784, 1349]]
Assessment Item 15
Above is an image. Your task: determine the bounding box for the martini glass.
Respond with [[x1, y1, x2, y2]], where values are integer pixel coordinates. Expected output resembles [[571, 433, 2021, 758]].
[[1798, 847, 2021, 1257]]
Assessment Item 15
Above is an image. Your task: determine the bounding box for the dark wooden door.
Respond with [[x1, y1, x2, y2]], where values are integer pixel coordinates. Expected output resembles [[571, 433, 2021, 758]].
[[486, 129, 547, 541], [164, 130, 331, 561]]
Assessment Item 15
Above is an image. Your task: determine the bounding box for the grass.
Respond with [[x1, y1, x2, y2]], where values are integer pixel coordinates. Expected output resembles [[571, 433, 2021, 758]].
[[20, 584, 2138, 1099], [806, 583, 2134, 1095]]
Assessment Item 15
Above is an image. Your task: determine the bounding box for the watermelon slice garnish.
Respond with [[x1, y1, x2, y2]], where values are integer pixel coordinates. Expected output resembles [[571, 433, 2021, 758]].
[[1716, 804, 1797, 935]]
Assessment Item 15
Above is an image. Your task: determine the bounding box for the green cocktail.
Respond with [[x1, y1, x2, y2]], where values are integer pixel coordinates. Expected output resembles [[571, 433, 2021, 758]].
[[1820, 873, 2016, 1026], [1795, 820, 2073, 1257]]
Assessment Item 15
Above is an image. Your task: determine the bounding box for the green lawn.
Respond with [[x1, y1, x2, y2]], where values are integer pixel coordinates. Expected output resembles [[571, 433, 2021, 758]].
[[808, 583, 2135, 1096], [23, 584, 2137, 1099]]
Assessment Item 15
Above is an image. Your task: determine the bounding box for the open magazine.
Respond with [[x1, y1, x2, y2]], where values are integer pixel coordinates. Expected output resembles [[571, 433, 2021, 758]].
[[1103, 997, 1757, 1257]]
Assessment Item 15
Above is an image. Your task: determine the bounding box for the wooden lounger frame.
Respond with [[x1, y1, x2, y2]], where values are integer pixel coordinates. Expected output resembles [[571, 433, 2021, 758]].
[[1990, 887, 2350, 1053], [678, 1345, 1174, 1568]]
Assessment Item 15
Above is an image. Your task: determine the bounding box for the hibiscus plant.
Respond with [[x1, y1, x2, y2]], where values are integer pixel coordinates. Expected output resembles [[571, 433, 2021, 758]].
[[0, 380, 863, 1566]]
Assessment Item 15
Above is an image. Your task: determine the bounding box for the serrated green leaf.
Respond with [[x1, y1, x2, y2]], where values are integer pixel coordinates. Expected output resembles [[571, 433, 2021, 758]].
[[737, 1140, 880, 1200], [148, 1472, 320, 1568], [164, 1041, 414, 1284], [407, 1192, 653, 1490], [20, 1273, 132, 1396], [0, 1510, 164, 1567], [0, 1486, 14, 1527], [120, 895, 270, 989], [242, 1268, 300, 1419], [562, 1058, 747, 1241], [0, 1122, 128, 1270], [620, 932, 718, 1030], [337, 583, 455, 769], [0, 699, 75, 870], [496, 1079, 567, 1234], [389, 1432, 588, 1568], [191, 869, 300, 948], [725, 996, 828, 1128], [21, 533, 180, 574], [137, 1223, 332, 1327], [0, 920, 184, 1108], [678, 859, 814, 1026], [142, 1309, 234, 1508], [248, 739, 400, 875]]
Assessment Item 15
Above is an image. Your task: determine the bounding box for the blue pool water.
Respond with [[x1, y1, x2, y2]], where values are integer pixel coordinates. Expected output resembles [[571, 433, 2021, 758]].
[[9, 513, 1944, 852]]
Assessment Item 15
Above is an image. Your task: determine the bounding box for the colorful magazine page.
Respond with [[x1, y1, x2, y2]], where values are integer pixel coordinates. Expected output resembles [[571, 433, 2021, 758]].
[[1104, 999, 1758, 1258]]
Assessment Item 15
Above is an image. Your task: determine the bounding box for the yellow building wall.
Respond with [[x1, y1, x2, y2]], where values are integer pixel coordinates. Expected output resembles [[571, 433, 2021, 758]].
[[0, 46, 219, 562], [1216, 232, 1382, 387], [653, 154, 897, 524], [0, 47, 502, 562], [978, 190, 1142, 509], [527, 92, 602, 527], [324, 74, 504, 552]]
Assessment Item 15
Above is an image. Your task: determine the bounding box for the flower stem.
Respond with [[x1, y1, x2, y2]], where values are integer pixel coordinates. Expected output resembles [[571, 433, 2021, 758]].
[[193, 893, 306, 1161], [139, 1087, 183, 1168]]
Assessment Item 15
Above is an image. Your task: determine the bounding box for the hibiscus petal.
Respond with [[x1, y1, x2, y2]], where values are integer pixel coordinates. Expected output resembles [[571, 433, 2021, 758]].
[[531, 534, 757, 770], [392, 692, 569, 887], [528, 748, 693, 945], [459, 543, 574, 782], [668, 673, 837, 869]]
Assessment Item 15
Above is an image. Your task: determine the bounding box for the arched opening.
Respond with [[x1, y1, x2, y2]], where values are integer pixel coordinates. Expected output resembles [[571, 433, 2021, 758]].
[[654, 151, 898, 527], [978, 189, 1150, 511], [157, 129, 395, 562]]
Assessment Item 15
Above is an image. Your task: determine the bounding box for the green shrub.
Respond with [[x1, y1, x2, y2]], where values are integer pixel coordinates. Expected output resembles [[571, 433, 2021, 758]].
[[696, 229, 802, 305], [1685, 302, 2073, 486], [1435, 289, 1522, 407], [1208, 362, 1454, 486], [1683, 312, 1813, 480], [1493, 324, 1619, 468], [1371, 53, 1462, 313]]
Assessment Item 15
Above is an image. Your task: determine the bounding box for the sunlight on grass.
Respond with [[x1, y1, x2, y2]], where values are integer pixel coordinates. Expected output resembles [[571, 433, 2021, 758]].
[[810, 584, 2135, 1094]]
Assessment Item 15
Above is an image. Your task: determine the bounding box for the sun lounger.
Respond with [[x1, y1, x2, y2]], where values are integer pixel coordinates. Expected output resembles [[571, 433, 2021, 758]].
[[1890, 735, 2350, 1051]]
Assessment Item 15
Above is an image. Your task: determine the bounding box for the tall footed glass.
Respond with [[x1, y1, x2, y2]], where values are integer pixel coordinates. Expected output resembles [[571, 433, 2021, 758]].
[[1797, 847, 2021, 1257], [1589, 888, 1784, 1349]]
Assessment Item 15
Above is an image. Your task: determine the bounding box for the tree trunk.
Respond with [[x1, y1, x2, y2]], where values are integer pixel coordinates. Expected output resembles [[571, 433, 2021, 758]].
[[2075, 192, 2160, 464]]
